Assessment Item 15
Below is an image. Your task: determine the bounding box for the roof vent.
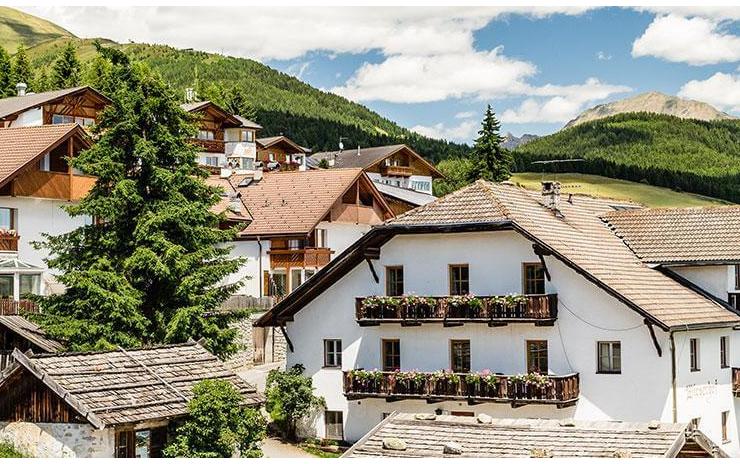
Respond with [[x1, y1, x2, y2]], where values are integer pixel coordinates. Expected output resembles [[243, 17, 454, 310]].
[[228, 194, 242, 214], [185, 87, 195, 102], [220, 168, 232, 179], [15, 82, 26, 96]]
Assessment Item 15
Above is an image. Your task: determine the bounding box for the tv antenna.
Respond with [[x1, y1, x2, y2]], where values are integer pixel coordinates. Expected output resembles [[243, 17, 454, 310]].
[[530, 158, 585, 183]]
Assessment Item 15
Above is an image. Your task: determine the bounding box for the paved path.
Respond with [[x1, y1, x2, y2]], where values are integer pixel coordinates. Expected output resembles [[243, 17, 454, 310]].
[[261, 437, 317, 459], [237, 361, 282, 392]]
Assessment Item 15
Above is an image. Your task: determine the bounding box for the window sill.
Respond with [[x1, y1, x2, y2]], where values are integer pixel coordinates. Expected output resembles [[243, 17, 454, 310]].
[[721, 365, 730, 369], [690, 368, 701, 372], [596, 371, 621, 375], [323, 366, 342, 370]]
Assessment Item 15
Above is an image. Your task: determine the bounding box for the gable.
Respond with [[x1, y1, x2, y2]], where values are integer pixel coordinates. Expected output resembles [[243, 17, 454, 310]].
[[0, 368, 86, 424]]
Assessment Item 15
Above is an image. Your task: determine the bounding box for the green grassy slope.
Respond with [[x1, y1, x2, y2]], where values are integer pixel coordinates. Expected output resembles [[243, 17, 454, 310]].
[[0, 7, 73, 50], [514, 112, 740, 203], [510, 172, 729, 208]]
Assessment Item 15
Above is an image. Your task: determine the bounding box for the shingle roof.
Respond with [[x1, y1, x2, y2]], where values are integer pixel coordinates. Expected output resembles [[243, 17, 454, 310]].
[[0, 86, 110, 120], [602, 207, 740, 265], [256, 136, 305, 153], [310, 144, 442, 177], [206, 175, 252, 223], [343, 413, 724, 458], [3, 342, 262, 428], [234, 114, 262, 130], [0, 316, 63, 353], [374, 182, 436, 207], [389, 181, 739, 328], [0, 124, 87, 188]]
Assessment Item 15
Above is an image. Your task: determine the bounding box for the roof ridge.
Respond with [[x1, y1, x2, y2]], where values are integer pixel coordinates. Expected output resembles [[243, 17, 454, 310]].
[[386, 179, 488, 224], [29, 341, 200, 358], [0, 123, 78, 132]]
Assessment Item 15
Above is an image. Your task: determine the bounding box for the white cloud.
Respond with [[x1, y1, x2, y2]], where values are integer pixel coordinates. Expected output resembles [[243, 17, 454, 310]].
[[411, 119, 479, 142], [632, 14, 740, 65], [635, 7, 740, 21], [678, 72, 740, 112], [287, 61, 311, 79], [596, 51, 611, 61], [454, 111, 476, 119]]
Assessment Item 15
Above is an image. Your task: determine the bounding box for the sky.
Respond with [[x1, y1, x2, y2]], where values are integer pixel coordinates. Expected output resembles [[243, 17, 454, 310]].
[[17, 5, 740, 143]]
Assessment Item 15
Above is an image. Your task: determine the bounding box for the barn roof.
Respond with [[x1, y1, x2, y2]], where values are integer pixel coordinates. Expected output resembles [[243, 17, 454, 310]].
[[0, 316, 63, 353]]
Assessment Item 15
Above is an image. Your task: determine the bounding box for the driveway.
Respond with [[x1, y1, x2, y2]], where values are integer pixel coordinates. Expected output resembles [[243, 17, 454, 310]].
[[238, 361, 282, 392], [261, 437, 317, 459]]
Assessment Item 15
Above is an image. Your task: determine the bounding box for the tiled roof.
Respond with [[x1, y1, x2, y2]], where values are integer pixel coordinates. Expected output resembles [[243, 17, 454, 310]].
[[0, 86, 110, 120], [3, 342, 262, 428], [0, 124, 86, 187], [256, 136, 305, 153], [386, 181, 740, 328], [234, 168, 374, 237], [602, 207, 740, 264], [205, 175, 252, 223], [344, 413, 723, 458], [0, 316, 63, 353], [374, 182, 436, 207], [310, 144, 442, 177], [233, 114, 262, 130]]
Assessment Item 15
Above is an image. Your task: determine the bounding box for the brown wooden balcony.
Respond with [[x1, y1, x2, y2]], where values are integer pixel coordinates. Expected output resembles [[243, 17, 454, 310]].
[[189, 138, 225, 153], [269, 247, 332, 269], [0, 298, 39, 315], [733, 368, 740, 397], [380, 165, 414, 177], [344, 370, 579, 408], [355, 294, 557, 327], [0, 231, 18, 252]]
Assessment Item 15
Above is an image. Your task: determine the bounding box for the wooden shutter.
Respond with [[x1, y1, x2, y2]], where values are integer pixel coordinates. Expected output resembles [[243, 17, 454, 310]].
[[263, 271, 270, 296]]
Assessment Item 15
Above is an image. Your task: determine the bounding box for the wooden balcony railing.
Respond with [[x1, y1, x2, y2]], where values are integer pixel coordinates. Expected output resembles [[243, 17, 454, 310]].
[[269, 247, 332, 269], [344, 370, 579, 408], [381, 165, 414, 177], [733, 368, 740, 397], [355, 294, 558, 327], [0, 231, 18, 252], [0, 298, 39, 315], [189, 138, 225, 153]]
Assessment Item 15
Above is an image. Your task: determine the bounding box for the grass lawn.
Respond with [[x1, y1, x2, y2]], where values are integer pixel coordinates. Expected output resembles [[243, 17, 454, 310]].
[[510, 172, 731, 208], [0, 442, 25, 458]]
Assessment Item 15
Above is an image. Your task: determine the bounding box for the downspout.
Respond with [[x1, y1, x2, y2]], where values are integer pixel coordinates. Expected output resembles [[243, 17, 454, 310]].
[[670, 330, 677, 423], [257, 236, 263, 298]]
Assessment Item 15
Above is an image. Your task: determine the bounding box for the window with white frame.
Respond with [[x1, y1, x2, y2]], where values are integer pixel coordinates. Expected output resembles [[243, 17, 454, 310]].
[[323, 339, 342, 368]]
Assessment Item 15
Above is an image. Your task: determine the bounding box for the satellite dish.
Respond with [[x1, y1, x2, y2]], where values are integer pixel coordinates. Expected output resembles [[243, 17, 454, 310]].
[[339, 141, 344, 150]]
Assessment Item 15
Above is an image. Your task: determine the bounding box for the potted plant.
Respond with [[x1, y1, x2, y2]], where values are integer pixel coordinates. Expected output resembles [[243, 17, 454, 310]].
[[394, 369, 426, 395], [444, 294, 483, 318], [361, 296, 400, 319], [489, 294, 528, 318], [509, 372, 552, 399], [430, 369, 461, 396], [401, 294, 436, 319], [349, 369, 385, 393]]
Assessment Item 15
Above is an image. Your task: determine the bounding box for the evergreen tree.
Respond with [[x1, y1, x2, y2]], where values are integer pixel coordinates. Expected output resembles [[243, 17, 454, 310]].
[[0, 46, 13, 97], [11, 45, 32, 90], [35, 43, 245, 357], [52, 42, 81, 89], [468, 105, 512, 183], [32, 68, 53, 93]]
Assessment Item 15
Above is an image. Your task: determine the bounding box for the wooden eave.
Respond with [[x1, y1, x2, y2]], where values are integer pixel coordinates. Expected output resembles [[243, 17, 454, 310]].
[[257, 136, 306, 153], [368, 145, 444, 179]]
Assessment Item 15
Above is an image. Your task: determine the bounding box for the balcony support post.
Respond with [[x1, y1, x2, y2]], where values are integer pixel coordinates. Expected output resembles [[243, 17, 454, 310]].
[[279, 325, 294, 353], [644, 318, 662, 357], [532, 244, 552, 281]]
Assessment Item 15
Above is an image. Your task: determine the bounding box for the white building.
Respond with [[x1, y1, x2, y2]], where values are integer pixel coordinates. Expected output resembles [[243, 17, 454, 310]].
[[255, 180, 740, 456]]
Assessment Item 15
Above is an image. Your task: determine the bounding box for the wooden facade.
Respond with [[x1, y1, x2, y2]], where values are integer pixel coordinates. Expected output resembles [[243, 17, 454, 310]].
[[0, 87, 109, 127], [0, 370, 85, 423], [366, 146, 440, 179]]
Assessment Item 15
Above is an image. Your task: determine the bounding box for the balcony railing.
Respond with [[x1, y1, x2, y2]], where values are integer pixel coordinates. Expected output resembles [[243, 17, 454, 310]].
[[0, 298, 39, 315], [733, 368, 740, 397], [0, 231, 18, 252], [189, 138, 225, 153], [355, 294, 558, 327], [343, 370, 579, 408], [381, 165, 414, 177], [269, 247, 332, 269]]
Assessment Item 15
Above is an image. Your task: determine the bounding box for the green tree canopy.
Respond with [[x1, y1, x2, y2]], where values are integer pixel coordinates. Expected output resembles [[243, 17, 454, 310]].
[[0, 46, 14, 97], [34, 43, 245, 357], [164, 379, 266, 458], [469, 105, 512, 183], [265, 364, 325, 441], [52, 42, 81, 88], [11, 45, 32, 90], [433, 156, 476, 196]]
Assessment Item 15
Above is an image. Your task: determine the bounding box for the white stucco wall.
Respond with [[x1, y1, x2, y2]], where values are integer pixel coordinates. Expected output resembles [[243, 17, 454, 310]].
[[9, 108, 42, 127], [225, 240, 268, 297], [0, 422, 114, 458], [318, 221, 370, 259], [670, 265, 731, 300]]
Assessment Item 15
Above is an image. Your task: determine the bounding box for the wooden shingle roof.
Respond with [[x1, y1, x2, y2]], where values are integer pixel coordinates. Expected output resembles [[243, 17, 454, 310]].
[[0, 86, 110, 120], [343, 413, 725, 458], [310, 144, 443, 178], [0, 316, 63, 353], [2, 342, 262, 428]]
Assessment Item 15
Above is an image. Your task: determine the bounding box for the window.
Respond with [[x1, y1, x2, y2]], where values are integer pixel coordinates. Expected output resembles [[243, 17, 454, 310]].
[[730, 293, 740, 311], [323, 339, 342, 368], [450, 339, 471, 373], [735, 264, 740, 290], [449, 264, 469, 295], [116, 430, 134, 458], [0, 208, 15, 230], [523, 263, 546, 294], [721, 336, 730, 369], [597, 341, 621, 374], [691, 417, 701, 429], [410, 180, 431, 192], [242, 130, 255, 143], [0, 275, 12, 299], [51, 114, 74, 125], [116, 428, 167, 458], [269, 272, 287, 297], [135, 430, 150, 458], [204, 156, 220, 167], [19, 274, 39, 296], [290, 269, 303, 292], [197, 130, 214, 140], [305, 268, 316, 280], [382, 339, 400, 371], [288, 239, 303, 250], [527, 340, 548, 373], [386, 266, 404, 296], [314, 229, 327, 248], [39, 153, 51, 172], [690, 338, 700, 372], [722, 411, 729, 443], [325, 411, 344, 440], [269, 153, 275, 162]]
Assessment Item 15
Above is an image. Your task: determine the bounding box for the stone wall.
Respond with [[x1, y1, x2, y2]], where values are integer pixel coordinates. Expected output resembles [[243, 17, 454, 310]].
[[0, 422, 114, 458], [224, 311, 286, 372]]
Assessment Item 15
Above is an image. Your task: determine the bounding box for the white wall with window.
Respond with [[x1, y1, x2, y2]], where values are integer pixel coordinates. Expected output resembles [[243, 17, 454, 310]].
[[224, 128, 257, 159]]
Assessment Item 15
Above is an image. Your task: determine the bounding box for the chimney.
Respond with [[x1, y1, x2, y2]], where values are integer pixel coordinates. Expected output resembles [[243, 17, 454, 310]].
[[357, 145, 361, 156], [227, 193, 242, 214], [15, 82, 26, 97], [219, 167, 232, 178], [185, 87, 195, 102], [253, 168, 263, 181], [541, 181, 561, 211]]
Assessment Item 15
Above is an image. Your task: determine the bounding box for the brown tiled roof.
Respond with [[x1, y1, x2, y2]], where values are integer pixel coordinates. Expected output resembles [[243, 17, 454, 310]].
[[3, 342, 262, 428], [344, 413, 724, 458], [0, 316, 64, 353], [0, 86, 110, 120], [0, 124, 87, 188], [310, 144, 442, 177], [205, 175, 252, 223], [389, 181, 739, 328], [602, 207, 740, 264], [180, 101, 242, 127], [256, 136, 306, 153]]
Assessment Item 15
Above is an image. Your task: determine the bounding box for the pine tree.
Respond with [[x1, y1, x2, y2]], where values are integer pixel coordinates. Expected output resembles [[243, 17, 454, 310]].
[[52, 42, 81, 89], [35, 43, 246, 357], [11, 45, 32, 90], [0, 46, 13, 97], [468, 105, 512, 183]]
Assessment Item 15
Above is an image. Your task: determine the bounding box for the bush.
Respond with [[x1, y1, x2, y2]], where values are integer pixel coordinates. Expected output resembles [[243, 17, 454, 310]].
[[164, 379, 266, 458], [265, 364, 325, 441], [0, 442, 25, 458]]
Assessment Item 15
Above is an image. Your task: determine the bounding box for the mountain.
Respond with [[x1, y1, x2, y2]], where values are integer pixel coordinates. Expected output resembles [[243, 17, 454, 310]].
[[514, 112, 740, 203], [0, 8, 469, 162], [564, 91, 736, 129], [0, 7, 73, 50], [502, 132, 539, 150]]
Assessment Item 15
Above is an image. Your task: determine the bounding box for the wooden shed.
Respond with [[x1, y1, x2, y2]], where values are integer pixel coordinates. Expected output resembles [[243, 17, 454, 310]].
[[0, 315, 62, 370]]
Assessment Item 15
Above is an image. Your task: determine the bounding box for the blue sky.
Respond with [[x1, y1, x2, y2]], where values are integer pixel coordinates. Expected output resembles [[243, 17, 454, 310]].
[[20, 6, 740, 142]]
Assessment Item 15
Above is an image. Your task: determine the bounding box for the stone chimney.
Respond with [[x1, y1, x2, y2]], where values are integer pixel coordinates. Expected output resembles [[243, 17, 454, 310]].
[[15, 82, 27, 96], [541, 181, 561, 211], [185, 87, 195, 102]]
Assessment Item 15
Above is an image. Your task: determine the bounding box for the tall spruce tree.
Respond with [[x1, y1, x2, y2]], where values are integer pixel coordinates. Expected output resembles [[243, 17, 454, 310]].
[[36, 43, 245, 357], [468, 105, 512, 183], [0, 46, 13, 97], [11, 45, 32, 90], [52, 42, 81, 89]]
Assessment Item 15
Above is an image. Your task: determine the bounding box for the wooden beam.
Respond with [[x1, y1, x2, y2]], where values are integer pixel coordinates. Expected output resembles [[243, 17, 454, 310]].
[[644, 319, 663, 357], [279, 325, 294, 353], [532, 244, 552, 281], [366, 257, 380, 283]]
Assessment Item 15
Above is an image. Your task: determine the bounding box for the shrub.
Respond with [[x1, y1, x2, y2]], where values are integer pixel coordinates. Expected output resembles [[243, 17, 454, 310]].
[[265, 364, 325, 441]]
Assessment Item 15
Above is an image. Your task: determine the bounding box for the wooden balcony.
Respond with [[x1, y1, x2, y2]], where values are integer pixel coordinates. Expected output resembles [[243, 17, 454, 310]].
[[0, 231, 18, 252], [13, 171, 96, 201], [381, 165, 414, 177], [343, 370, 579, 408], [355, 294, 558, 327], [269, 247, 332, 269], [733, 368, 740, 397], [0, 298, 39, 315], [189, 138, 225, 153]]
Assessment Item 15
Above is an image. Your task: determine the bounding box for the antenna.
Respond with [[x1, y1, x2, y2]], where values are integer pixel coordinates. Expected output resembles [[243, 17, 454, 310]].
[[531, 159, 585, 183]]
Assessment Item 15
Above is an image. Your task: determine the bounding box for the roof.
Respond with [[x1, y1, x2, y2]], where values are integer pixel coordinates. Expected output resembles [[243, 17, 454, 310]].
[[256, 181, 739, 329], [310, 144, 443, 178], [0, 124, 89, 189], [0, 86, 110, 120], [180, 101, 242, 127], [343, 413, 725, 458], [2, 342, 262, 429], [234, 168, 391, 237], [234, 115, 262, 130], [602, 207, 740, 265], [374, 182, 436, 207], [206, 175, 252, 223], [256, 136, 306, 153], [0, 316, 63, 353]]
